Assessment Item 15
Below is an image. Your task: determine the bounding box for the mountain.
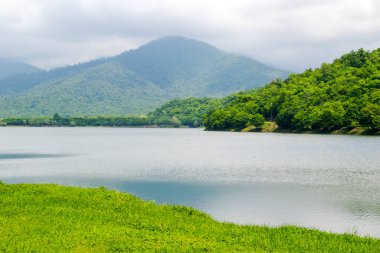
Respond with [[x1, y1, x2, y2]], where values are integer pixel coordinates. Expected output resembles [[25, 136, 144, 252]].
[[0, 59, 41, 80], [0, 36, 289, 117]]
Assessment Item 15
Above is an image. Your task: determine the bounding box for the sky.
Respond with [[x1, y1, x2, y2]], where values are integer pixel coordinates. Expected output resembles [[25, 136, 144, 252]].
[[0, 0, 379, 72]]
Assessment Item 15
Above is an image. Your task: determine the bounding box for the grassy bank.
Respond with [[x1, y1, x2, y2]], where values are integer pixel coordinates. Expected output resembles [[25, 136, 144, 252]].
[[0, 183, 379, 252]]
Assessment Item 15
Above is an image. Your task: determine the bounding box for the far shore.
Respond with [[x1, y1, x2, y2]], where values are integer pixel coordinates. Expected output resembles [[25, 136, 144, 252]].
[[1, 123, 379, 136]]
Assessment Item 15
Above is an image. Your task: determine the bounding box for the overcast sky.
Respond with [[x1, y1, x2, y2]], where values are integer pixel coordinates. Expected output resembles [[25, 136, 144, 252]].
[[0, 0, 379, 71]]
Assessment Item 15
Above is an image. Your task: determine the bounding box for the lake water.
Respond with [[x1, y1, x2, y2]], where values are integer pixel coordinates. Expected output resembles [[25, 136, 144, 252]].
[[1, 127, 379, 237]]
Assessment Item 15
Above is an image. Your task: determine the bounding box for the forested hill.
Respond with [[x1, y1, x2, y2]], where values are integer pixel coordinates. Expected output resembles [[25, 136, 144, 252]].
[[0, 36, 288, 117], [203, 48, 380, 133], [0, 59, 41, 80]]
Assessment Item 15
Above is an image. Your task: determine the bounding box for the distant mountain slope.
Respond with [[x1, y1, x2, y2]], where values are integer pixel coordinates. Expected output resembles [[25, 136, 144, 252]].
[[0, 59, 41, 80], [0, 62, 165, 116], [0, 36, 289, 117], [0, 58, 109, 96], [118, 36, 287, 96]]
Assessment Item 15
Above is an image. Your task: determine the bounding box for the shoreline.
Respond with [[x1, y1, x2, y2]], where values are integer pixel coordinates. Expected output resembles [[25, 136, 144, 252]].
[[0, 182, 379, 252], [228, 122, 379, 136], [1, 124, 379, 135]]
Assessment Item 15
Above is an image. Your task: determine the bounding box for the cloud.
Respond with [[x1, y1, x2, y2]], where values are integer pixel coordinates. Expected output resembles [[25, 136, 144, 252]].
[[0, 0, 379, 71]]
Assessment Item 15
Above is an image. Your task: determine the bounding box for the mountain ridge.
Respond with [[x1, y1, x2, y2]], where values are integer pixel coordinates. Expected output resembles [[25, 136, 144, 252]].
[[0, 36, 289, 117], [0, 58, 41, 80]]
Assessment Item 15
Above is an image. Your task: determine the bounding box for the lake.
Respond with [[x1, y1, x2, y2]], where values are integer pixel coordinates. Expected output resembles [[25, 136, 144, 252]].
[[1, 127, 379, 237]]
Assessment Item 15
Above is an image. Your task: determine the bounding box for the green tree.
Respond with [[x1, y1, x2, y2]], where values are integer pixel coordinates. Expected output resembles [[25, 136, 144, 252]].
[[360, 104, 380, 130], [316, 102, 346, 130], [250, 114, 265, 128], [170, 116, 181, 128]]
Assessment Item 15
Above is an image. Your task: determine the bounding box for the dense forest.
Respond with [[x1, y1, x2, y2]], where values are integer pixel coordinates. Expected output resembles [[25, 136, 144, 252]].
[[0, 98, 220, 127], [148, 97, 222, 127], [0, 98, 219, 127], [0, 114, 152, 127], [204, 48, 380, 133]]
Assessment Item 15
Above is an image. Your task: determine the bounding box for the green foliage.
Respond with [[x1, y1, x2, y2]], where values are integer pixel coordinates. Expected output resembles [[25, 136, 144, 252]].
[[149, 97, 222, 127], [0, 183, 379, 252], [203, 107, 265, 130], [360, 104, 380, 130], [170, 116, 181, 128], [203, 109, 233, 130], [0, 37, 288, 117], [251, 113, 266, 128], [2, 115, 152, 127], [204, 48, 380, 132]]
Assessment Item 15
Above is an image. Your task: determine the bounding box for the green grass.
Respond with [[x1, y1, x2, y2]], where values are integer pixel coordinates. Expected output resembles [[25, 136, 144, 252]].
[[0, 183, 379, 252]]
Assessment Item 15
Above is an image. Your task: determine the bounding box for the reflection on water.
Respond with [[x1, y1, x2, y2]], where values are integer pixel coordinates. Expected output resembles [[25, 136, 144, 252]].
[[0, 127, 380, 237]]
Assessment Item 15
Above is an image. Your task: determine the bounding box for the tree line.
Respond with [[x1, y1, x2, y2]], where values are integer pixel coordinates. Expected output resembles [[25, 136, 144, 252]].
[[203, 48, 380, 132], [0, 114, 153, 127]]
